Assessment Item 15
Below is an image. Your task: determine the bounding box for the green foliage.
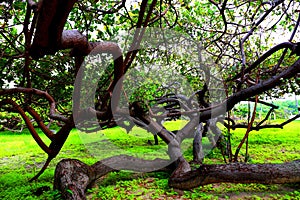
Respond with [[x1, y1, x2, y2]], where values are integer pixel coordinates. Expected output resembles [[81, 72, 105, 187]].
[[234, 99, 300, 121]]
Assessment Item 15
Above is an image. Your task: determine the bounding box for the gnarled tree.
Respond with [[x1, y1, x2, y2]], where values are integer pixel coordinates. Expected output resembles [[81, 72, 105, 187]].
[[1, 0, 300, 199]]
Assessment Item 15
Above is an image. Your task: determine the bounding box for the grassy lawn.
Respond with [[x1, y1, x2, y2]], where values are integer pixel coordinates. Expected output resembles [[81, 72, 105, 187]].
[[0, 120, 300, 199]]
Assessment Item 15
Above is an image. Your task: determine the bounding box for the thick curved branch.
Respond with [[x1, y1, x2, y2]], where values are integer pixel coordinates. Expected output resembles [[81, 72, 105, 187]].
[[199, 58, 300, 121], [54, 156, 173, 200], [169, 160, 300, 190], [230, 42, 295, 81], [26, 106, 55, 140], [0, 87, 68, 122], [30, 0, 77, 58]]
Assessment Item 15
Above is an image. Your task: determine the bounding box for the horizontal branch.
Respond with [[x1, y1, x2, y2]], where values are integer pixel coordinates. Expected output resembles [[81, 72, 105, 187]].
[[169, 160, 300, 190], [230, 42, 294, 81], [230, 113, 300, 131]]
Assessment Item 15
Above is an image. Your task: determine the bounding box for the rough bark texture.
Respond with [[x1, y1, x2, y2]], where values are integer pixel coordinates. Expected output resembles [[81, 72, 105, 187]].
[[169, 160, 300, 189], [54, 159, 93, 200], [54, 157, 300, 200], [54, 156, 172, 200]]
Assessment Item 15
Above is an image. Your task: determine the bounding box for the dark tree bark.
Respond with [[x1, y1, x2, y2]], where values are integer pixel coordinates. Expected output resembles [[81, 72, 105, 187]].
[[54, 159, 93, 200], [169, 160, 300, 190], [54, 156, 173, 200], [54, 157, 300, 200]]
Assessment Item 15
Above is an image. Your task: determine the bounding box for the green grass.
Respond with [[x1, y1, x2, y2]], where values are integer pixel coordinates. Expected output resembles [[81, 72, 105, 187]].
[[0, 120, 300, 199]]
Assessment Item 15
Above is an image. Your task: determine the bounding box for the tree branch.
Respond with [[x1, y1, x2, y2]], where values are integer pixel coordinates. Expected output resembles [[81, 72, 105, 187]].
[[169, 160, 300, 190]]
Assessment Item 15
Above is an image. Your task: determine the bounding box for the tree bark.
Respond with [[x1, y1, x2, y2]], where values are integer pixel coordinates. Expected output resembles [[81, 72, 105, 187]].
[[169, 160, 300, 190], [54, 159, 93, 200], [54, 157, 300, 200], [193, 123, 204, 163], [54, 156, 172, 200]]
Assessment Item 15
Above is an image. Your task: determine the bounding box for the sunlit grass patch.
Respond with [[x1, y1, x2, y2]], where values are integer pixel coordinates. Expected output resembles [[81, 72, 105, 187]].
[[229, 120, 300, 163]]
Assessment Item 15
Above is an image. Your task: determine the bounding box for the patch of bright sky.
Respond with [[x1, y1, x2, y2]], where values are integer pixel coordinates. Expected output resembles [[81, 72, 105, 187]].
[[89, 0, 141, 40]]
